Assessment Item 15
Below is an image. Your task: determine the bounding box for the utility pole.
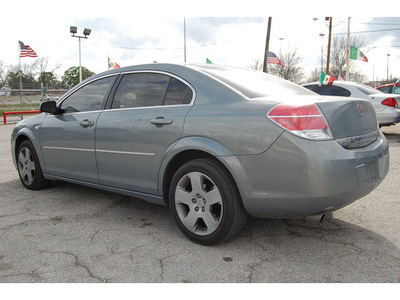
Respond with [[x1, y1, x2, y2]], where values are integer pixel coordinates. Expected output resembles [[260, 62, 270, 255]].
[[346, 17, 351, 81], [263, 17, 272, 73], [387, 54, 390, 82], [326, 17, 332, 74], [184, 17, 187, 63]]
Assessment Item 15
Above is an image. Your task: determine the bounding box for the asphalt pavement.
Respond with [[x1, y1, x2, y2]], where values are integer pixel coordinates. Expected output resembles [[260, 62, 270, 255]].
[[0, 123, 399, 283]]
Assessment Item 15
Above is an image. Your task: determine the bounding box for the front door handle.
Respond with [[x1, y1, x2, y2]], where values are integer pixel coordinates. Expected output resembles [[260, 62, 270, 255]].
[[151, 117, 173, 126], [79, 119, 94, 127]]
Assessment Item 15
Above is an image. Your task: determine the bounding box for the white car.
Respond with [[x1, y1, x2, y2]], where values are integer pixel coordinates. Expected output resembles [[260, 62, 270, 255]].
[[41, 94, 60, 102], [303, 81, 400, 127]]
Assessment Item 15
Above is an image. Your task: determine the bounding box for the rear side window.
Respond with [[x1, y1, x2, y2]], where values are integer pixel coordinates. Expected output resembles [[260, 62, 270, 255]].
[[164, 78, 193, 105]]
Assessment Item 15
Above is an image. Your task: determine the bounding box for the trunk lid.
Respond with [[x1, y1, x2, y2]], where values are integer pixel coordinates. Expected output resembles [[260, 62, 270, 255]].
[[316, 96, 378, 139]]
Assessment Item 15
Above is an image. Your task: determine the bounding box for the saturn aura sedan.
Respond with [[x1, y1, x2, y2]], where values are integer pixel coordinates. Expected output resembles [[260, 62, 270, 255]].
[[303, 81, 400, 127], [11, 64, 389, 245]]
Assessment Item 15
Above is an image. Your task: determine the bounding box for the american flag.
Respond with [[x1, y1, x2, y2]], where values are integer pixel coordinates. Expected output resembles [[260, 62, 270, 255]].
[[19, 41, 38, 58], [267, 51, 283, 66]]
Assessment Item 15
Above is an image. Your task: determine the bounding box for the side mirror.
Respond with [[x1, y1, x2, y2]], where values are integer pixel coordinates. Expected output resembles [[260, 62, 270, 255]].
[[40, 101, 62, 114]]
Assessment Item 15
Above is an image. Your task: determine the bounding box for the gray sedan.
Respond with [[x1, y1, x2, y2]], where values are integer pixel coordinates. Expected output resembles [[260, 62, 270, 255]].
[[303, 81, 400, 127], [11, 64, 389, 245]]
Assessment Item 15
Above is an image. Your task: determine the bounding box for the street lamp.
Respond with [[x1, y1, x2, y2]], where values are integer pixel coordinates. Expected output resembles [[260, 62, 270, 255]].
[[319, 33, 325, 73], [70, 26, 91, 83], [387, 54, 390, 83]]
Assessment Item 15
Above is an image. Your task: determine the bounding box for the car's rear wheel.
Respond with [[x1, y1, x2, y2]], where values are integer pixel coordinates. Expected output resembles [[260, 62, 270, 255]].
[[169, 158, 247, 245], [17, 140, 50, 190]]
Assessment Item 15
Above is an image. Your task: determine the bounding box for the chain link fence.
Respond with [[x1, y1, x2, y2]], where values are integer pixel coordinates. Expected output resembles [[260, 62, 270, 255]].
[[1, 84, 67, 124]]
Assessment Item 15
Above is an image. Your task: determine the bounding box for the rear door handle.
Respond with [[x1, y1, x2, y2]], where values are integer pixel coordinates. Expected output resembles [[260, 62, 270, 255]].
[[79, 119, 94, 127], [151, 117, 173, 125]]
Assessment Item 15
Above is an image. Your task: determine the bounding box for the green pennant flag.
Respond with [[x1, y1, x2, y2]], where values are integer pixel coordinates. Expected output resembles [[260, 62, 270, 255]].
[[206, 58, 212, 64], [350, 46, 368, 62]]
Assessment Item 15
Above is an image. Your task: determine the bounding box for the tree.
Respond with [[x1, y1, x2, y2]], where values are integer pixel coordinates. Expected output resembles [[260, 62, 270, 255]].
[[5, 64, 37, 89], [247, 58, 263, 71], [248, 48, 305, 84], [35, 57, 61, 86], [329, 35, 367, 81], [307, 68, 323, 83], [38, 72, 59, 86], [61, 66, 95, 88], [0, 61, 7, 87]]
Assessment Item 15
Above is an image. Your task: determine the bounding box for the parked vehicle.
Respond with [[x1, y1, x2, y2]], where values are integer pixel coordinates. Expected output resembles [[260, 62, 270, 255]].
[[376, 83, 400, 94], [11, 64, 389, 245], [41, 94, 60, 102], [303, 81, 400, 127]]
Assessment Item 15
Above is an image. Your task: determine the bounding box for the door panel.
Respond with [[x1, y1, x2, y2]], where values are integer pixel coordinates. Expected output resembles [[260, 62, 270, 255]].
[[39, 75, 116, 183], [95, 106, 189, 194], [40, 112, 101, 182]]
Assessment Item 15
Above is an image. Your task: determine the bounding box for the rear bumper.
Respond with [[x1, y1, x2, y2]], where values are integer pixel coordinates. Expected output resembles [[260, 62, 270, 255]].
[[377, 107, 400, 126], [222, 131, 389, 218]]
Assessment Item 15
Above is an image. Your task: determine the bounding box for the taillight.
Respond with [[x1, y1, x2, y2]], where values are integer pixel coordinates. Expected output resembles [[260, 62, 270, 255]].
[[381, 97, 398, 107], [268, 102, 333, 140]]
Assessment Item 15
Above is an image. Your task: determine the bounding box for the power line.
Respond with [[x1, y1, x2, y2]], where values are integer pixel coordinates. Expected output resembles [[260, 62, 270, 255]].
[[333, 27, 400, 35], [110, 42, 220, 51]]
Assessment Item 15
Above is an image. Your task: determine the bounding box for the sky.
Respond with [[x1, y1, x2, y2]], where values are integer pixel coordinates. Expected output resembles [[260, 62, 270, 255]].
[[2, 0, 400, 83]]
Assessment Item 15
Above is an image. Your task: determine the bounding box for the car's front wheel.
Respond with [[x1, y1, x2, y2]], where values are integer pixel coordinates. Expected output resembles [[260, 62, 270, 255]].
[[17, 140, 50, 190], [169, 159, 247, 245]]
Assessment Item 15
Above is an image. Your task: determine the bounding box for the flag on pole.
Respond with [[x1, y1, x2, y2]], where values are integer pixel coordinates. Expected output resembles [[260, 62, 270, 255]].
[[206, 58, 212, 64], [320, 72, 335, 85], [267, 51, 284, 66], [108, 57, 120, 69], [19, 41, 38, 58], [350, 46, 368, 62]]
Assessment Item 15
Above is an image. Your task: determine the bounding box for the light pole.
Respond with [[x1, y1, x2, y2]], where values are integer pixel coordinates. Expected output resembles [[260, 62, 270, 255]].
[[319, 33, 325, 73], [70, 26, 91, 83], [387, 54, 390, 83]]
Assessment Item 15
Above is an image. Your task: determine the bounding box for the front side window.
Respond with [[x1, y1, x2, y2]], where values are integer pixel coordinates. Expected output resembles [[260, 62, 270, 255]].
[[392, 86, 400, 94], [61, 76, 115, 113]]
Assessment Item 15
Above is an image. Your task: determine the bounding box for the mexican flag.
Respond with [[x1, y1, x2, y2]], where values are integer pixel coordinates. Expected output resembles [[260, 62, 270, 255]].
[[320, 72, 335, 85], [350, 46, 368, 62], [108, 57, 120, 69]]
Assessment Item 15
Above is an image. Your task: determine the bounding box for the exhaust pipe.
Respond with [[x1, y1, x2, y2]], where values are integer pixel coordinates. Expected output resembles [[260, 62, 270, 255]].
[[304, 213, 325, 223]]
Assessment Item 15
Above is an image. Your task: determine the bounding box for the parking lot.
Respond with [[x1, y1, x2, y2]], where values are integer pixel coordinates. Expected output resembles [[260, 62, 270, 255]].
[[0, 123, 399, 283]]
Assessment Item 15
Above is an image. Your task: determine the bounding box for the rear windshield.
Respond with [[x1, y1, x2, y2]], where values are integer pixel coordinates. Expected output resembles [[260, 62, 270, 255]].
[[189, 64, 315, 99]]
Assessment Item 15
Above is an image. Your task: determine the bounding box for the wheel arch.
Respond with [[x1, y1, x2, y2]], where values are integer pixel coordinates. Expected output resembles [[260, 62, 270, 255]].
[[159, 137, 248, 207], [13, 130, 34, 165], [12, 128, 45, 173]]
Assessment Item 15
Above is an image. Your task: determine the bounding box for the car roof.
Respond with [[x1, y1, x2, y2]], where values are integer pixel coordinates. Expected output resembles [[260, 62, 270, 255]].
[[377, 83, 400, 88]]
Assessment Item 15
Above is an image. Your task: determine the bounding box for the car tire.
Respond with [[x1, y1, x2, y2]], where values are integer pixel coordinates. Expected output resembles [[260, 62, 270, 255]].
[[17, 140, 50, 190], [169, 158, 247, 245]]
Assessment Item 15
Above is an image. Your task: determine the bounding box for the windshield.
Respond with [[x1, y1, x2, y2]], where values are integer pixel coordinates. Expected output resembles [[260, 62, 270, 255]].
[[189, 64, 315, 99]]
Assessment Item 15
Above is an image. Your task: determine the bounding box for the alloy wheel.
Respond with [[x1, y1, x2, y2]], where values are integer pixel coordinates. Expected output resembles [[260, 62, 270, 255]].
[[174, 171, 223, 236]]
